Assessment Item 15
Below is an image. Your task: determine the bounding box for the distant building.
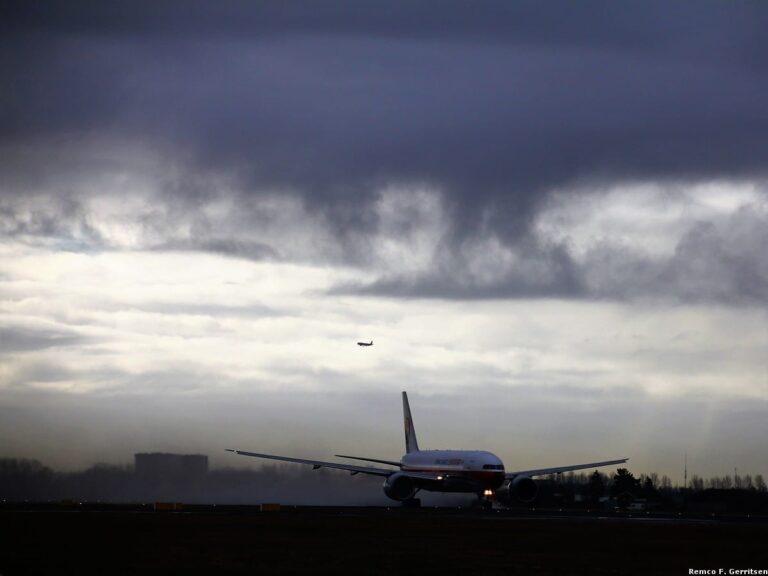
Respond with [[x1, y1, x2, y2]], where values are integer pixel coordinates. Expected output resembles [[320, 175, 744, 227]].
[[134, 453, 208, 484]]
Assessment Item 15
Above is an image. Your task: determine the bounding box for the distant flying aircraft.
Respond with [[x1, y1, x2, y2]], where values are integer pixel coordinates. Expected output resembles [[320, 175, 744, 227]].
[[227, 391, 628, 507], [357, 340, 373, 346]]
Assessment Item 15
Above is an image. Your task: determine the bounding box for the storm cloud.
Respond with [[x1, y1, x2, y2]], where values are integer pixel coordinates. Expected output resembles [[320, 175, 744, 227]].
[[2, 1, 768, 301]]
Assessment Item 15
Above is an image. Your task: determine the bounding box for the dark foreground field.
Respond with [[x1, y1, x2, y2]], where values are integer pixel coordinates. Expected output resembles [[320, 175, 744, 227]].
[[2, 506, 767, 575]]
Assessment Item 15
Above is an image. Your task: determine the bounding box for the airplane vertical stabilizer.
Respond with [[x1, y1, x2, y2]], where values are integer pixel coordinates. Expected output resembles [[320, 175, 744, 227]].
[[402, 391, 420, 453]]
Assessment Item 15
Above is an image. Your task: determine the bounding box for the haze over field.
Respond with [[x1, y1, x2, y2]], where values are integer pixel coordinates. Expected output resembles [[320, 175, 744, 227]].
[[1, 2, 767, 482]]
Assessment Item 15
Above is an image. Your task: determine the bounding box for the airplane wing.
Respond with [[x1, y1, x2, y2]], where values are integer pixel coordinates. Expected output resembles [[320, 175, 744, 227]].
[[335, 454, 402, 467], [226, 449, 393, 476], [506, 458, 628, 479], [226, 449, 438, 480]]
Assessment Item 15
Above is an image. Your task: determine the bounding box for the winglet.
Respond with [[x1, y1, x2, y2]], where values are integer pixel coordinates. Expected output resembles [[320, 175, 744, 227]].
[[402, 391, 420, 453]]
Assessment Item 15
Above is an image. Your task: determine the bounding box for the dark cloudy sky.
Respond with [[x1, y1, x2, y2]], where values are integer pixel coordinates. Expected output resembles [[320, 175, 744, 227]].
[[1, 1, 766, 482]]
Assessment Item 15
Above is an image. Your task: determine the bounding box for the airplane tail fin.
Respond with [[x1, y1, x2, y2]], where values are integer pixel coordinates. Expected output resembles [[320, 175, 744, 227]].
[[402, 391, 420, 453]]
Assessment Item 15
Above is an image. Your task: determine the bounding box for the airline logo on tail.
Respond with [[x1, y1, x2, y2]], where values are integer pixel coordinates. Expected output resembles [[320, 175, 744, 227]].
[[404, 417, 413, 451]]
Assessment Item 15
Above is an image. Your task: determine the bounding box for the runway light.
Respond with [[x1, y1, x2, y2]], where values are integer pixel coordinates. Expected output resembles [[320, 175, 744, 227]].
[[483, 489, 493, 497]]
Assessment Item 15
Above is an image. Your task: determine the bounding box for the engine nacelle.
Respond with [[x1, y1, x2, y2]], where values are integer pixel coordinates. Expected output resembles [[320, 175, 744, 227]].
[[509, 475, 538, 502], [382, 473, 419, 501]]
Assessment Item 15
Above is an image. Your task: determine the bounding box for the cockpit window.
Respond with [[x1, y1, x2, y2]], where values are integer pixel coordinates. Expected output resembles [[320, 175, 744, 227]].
[[482, 464, 504, 470]]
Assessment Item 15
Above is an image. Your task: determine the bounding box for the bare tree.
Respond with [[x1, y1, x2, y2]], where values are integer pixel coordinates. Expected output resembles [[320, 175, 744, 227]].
[[690, 474, 704, 492]]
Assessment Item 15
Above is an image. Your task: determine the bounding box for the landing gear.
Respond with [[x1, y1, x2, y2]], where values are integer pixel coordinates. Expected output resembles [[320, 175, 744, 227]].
[[471, 498, 492, 510], [474, 490, 494, 510], [402, 498, 421, 508]]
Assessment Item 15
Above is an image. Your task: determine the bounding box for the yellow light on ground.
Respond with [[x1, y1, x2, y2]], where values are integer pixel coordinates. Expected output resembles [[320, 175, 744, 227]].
[[483, 489, 493, 497]]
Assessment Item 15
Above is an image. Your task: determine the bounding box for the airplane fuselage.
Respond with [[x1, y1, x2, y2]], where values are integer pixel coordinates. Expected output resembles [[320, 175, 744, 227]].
[[401, 450, 506, 492]]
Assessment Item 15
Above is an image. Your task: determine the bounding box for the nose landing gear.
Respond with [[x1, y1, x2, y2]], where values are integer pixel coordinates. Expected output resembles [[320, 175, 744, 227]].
[[474, 489, 494, 510]]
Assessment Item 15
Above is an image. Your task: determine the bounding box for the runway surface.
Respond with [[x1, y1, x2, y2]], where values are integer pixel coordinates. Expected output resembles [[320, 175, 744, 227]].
[[2, 505, 767, 575]]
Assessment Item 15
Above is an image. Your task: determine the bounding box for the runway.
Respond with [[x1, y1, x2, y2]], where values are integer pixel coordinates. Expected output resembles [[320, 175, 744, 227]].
[[4, 501, 766, 523], [2, 504, 767, 575]]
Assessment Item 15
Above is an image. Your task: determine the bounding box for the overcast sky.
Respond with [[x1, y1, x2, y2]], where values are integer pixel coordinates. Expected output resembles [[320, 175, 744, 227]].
[[1, 1, 766, 483]]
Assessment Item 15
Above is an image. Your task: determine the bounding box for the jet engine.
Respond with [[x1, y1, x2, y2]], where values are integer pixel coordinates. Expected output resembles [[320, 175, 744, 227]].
[[382, 473, 418, 501], [508, 475, 538, 502]]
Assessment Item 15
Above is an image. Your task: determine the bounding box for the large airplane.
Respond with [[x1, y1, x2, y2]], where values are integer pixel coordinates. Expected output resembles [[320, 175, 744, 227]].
[[227, 391, 628, 507]]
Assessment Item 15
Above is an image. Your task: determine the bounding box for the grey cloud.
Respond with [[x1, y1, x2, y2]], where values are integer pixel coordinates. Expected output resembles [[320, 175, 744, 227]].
[[0, 1, 690, 43], [139, 302, 281, 319], [579, 203, 768, 305], [3, 1, 766, 59], [0, 196, 102, 247], [4, 3, 768, 201], [2, 3, 768, 302], [0, 326, 88, 354], [339, 193, 768, 303], [336, 238, 584, 300], [3, 359, 236, 395], [157, 238, 280, 261], [2, 362, 78, 388], [663, 210, 768, 305]]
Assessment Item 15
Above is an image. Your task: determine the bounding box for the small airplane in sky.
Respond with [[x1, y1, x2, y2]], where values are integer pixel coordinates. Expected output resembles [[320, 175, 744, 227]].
[[357, 340, 373, 346], [227, 391, 628, 506]]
